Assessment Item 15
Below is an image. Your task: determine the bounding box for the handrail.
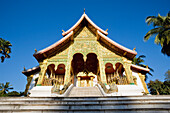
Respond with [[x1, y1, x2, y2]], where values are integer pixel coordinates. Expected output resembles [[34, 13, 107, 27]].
[[98, 81, 118, 94], [51, 79, 72, 95]]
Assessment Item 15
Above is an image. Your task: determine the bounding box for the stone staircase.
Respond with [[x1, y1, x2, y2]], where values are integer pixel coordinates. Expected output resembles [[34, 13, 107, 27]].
[[68, 87, 103, 97], [0, 96, 170, 113]]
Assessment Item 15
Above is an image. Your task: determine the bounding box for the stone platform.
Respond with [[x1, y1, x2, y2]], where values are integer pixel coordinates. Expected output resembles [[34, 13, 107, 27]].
[[0, 95, 170, 113]]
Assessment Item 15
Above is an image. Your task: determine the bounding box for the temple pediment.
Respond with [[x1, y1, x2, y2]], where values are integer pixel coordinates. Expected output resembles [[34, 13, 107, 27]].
[[33, 13, 137, 62]]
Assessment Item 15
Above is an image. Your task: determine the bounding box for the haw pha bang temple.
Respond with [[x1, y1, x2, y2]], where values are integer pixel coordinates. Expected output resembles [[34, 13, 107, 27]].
[[1, 12, 169, 113], [22, 12, 150, 97]]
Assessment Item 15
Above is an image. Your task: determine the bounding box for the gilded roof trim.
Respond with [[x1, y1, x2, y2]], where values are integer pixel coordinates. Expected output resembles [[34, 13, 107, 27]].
[[97, 30, 137, 57], [62, 13, 108, 36]]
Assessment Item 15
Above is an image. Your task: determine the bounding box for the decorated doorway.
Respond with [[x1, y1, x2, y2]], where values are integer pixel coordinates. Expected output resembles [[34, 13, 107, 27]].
[[71, 53, 99, 87]]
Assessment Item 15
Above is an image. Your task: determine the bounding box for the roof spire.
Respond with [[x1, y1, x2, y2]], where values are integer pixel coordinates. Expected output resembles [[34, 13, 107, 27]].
[[84, 8, 85, 14], [62, 30, 65, 33], [35, 48, 37, 53], [23, 66, 26, 71]]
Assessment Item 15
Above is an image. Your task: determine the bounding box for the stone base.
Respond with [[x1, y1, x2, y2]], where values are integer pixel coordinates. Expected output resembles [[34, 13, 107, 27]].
[[29, 84, 74, 97], [117, 85, 144, 96], [30, 84, 144, 97], [97, 84, 145, 96], [1, 96, 170, 112], [29, 86, 53, 97]]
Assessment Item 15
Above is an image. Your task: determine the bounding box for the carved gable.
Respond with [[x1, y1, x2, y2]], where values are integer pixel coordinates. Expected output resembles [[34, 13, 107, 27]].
[[74, 26, 97, 41]]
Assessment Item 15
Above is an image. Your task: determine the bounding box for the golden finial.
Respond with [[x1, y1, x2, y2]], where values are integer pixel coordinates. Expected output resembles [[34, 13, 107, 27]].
[[24, 66, 26, 71], [146, 65, 148, 69], [105, 29, 108, 32], [133, 47, 136, 51], [35, 49, 37, 52], [84, 8, 85, 14], [62, 30, 65, 33]]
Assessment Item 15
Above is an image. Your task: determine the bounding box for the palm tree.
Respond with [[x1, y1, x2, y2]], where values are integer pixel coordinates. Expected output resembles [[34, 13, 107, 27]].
[[144, 11, 170, 56], [0, 82, 13, 95], [132, 55, 145, 66], [132, 55, 154, 80], [0, 38, 12, 62]]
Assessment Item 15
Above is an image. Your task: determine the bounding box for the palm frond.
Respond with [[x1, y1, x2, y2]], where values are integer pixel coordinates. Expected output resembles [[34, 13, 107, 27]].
[[168, 11, 170, 17], [154, 34, 161, 44], [146, 16, 156, 25], [144, 27, 163, 41], [138, 55, 146, 58]]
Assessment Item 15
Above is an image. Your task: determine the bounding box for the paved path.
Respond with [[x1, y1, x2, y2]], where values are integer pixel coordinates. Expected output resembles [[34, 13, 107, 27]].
[[68, 86, 103, 97]]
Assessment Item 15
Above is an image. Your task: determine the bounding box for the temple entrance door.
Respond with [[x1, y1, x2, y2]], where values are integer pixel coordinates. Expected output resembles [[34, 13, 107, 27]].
[[71, 53, 99, 87], [71, 53, 84, 87]]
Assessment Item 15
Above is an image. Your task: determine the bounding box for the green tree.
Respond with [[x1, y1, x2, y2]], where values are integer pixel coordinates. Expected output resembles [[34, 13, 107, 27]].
[[132, 55, 154, 80], [0, 38, 12, 62], [147, 79, 170, 95], [147, 79, 162, 95], [164, 69, 170, 81], [0, 82, 13, 95], [7, 91, 24, 97], [144, 11, 170, 56]]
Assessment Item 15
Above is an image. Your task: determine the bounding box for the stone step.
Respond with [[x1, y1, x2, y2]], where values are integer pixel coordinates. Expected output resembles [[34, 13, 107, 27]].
[[0, 96, 169, 112], [1, 96, 170, 101], [0, 110, 169, 113], [68, 87, 103, 97]]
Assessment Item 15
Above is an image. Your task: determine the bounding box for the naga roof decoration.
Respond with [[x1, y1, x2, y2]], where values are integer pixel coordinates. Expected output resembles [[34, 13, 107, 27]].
[[33, 13, 137, 61]]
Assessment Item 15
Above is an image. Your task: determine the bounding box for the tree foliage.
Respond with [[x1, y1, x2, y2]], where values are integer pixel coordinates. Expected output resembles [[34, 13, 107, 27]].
[[0, 82, 13, 95], [147, 79, 170, 95], [132, 55, 154, 80], [164, 69, 170, 81], [0, 82, 24, 97], [144, 11, 170, 56], [0, 38, 12, 62]]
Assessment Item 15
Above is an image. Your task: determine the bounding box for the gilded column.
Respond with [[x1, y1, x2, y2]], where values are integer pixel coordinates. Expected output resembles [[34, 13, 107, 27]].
[[124, 63, 134, 85], [90, 76, 94, 87], [98, 57, 107, 84], [64, 45, 72, 84], [139, 73, 149, 94], [77, 77, 81, 87], [97, 45, 107, 84], [36, 61, 47, 86]]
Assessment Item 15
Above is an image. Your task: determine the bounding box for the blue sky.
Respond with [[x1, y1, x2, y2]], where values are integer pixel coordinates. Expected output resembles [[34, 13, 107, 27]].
[[0, 0, 169, 92]]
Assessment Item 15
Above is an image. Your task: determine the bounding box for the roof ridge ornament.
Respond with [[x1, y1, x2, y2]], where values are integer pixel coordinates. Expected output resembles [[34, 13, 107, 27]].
[[62, 30, 65, 33], [23, 66, 26, 71], [35, 49, 37, 53], [84, 8, 85, 14]]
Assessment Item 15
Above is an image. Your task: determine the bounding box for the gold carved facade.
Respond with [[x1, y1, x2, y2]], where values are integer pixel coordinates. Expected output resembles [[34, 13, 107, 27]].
[[37, 26, 134, 87]]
